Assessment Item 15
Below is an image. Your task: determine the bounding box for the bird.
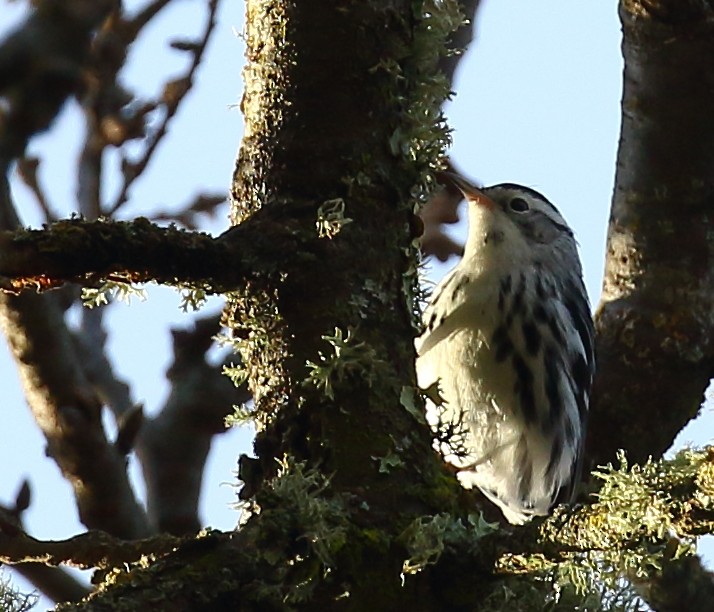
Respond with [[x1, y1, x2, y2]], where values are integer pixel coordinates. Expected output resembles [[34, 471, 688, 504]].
[[415, 172, 594, 524]]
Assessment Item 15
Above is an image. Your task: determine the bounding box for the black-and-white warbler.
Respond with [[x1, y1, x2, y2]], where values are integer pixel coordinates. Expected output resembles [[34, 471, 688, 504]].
[[416, 173, 595, 524]]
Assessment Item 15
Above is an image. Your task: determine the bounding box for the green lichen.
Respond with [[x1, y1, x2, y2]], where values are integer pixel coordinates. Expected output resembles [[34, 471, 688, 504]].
[[393, 0, 464, 205], [395, 0, 465, 329], [81, 281, 209, 314], [222, 286, 288, 424], [401, 511, 497, 576], [304, 327, 386, 400], [492, 449, 714, 611], [222, 361, 249, 389], [177, 286, 207, 312], [373, 450, 404, 474], [81, 280, 147, 308], [235, 458, 350, 605], [399, 385, 426, 424], [233, 0, 290, 223], [225, 402, 255, 428], [0, 573, 37, 612], [269, 458, 348, 567], [474, 573, 641, 612], [316, 198, 352, 239]]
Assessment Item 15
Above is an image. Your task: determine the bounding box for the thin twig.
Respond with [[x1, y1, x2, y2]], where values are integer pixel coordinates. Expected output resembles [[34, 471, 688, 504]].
[[125, 0, 177, 40], [1, 489, 91, 604], [151, 192, 226, 229], [15, 157, 58, 222], [105, 0, 221, 215]]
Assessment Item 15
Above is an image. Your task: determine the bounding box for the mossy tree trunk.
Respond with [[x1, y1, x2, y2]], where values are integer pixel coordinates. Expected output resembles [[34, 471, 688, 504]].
[[224, 0, 464, 606], [68, 1, 483, 609], [229, 0, 434, 497]]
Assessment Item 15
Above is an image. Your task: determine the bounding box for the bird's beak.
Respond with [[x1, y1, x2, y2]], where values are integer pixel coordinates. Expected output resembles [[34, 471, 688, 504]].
[[438, 171, 496, 210]]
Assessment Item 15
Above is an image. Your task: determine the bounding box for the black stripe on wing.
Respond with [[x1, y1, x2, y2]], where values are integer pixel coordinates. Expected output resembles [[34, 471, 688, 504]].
[[563, 278, 595, 391], [554, 277, 595, 507]]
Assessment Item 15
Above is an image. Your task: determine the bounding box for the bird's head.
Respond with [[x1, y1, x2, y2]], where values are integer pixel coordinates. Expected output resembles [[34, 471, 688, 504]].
[[441, 173, 580, 273]]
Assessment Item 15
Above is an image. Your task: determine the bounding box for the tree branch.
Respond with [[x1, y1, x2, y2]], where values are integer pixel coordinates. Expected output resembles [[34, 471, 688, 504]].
[[0, 522, 183, 570], [105, 0, 220, 215], [139, 315, 250, 534], [0, 289, 151, 538], [589, 0, 714, 470], [0, 218, 230, 293], [36, 445, 714, 609], [0, 196, 363, 295], [0, 172, 149, 539], [0, 0, 117, 161], [0, 484, 90, 604], [11, 563, 90, 605]]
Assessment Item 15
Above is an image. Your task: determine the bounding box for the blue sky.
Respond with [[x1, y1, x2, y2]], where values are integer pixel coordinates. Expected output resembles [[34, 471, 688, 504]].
[[1, 0, 711, 605]]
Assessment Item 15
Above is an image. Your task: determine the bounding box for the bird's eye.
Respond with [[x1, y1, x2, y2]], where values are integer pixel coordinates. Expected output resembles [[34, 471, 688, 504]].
[[509, 197, 529, 213]]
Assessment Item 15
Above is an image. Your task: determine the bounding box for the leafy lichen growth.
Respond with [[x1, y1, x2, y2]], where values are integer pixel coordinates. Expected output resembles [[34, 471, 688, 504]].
[[81, 280, 148, 308], [236, 458, 350, 605], [81, 280, 209, 313], [304, 327, 386, 400], [268, 457, 348, 567], [0, 573, 38, 612], [178, 286, 207, 312], [223, 361, 249, 390], [372, 450, 404, 474], [491, 448, 714, 611], [225, 401, 255, 428], [399, 385, 427, 424], [393, 0, 465, 206], [316, 198, 352, 239], [401, 511, 497, 576], [475, 572, 643, 612], [396, 0, 466, 330]]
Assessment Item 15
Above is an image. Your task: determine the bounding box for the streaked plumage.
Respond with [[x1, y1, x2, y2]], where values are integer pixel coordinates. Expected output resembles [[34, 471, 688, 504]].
[[416, 174, 594, 524]]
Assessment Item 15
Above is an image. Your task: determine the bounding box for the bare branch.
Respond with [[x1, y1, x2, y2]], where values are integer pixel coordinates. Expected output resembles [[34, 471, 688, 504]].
[[76, 1, 174, 218], [151, 192, 227, 229], [0, 291, 150, 538], [11, 563, 90, 605], [71, 310, 136, 418], [124, 0, 177, 39], [140, 315, 249, 534], [105, 0, 221, 215], [0, 171, 149, 538], [1, 484, 90, 604], [0, 0, 116, 160], [15, 157, 57, 222]]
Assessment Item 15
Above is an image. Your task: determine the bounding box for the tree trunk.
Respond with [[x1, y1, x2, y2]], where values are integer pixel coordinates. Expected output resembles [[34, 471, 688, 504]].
[[68, 1, 483, 609], [589, 0, 714, 470]]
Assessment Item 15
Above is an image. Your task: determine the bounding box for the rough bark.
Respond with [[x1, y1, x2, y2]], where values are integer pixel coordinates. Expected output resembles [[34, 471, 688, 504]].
[[229, 0, 431, 489], [589, 0, 714, 470]]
